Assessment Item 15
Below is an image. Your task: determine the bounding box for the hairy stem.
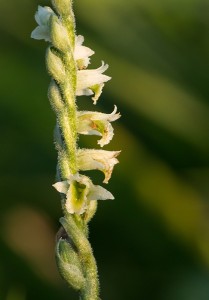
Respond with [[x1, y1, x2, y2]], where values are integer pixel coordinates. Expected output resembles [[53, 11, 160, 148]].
[[47, 1, 100, 298], [61, 216, 99, 300]]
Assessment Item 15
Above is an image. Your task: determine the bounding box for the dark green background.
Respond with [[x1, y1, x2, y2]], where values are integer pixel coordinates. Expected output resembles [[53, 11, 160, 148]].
[[1, 0, 209, 299]]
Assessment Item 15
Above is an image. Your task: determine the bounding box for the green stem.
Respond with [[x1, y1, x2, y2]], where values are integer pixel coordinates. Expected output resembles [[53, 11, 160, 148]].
[[61, 215, 100, 300], [48, 1, 100, 299], [59, 106, 77, 175]]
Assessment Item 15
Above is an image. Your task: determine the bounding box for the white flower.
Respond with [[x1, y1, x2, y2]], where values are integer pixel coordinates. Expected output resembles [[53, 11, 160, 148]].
[[53, 173, 114, 214], [76, 61, 111, 104], [74, 35, 95, 69], [77, 149, 120, 184], [31, 6, 55, 42], [77, 106, 121, 147]]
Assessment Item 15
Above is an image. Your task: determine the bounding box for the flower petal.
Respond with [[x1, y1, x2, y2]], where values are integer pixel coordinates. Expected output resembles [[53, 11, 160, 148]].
[[74, 35, 95, 69], [53, 181, 69, 194], [88, 185, 114, 200], [35, 6, 55, 26], [76, 88, 93, 97], [76, 35, 84, 46], [31, 26, 51, 41], [78, 105, 120, 122]]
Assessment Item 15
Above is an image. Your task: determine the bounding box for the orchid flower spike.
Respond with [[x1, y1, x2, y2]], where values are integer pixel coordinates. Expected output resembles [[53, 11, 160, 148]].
[[53, 173, 114, 214], [31, 0, 120, 297]]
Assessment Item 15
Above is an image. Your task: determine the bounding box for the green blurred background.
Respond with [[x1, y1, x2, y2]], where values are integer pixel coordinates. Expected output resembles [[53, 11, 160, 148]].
[[1, 0, 209, 299]]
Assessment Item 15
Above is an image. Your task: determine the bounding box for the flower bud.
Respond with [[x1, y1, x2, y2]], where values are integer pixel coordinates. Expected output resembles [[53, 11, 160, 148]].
[[50, 15, 71, 51], [52, 0, 73, 17], [48, 80, 64, 112], [56, 238, 85, 290], [46, 47, 66, 83]]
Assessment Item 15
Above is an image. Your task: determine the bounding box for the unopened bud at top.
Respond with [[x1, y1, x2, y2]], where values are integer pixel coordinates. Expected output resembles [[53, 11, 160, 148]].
[[52, 0, 73, 17]]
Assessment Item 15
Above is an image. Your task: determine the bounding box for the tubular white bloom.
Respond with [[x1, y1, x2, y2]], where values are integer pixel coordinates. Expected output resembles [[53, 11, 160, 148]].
[[76, 61, 111, 104], [31, 6, 55, 42], [77, 106, 121, 147], [77, 149, 120, 183], [53, 173, 114, 214], [74, 35, 95, 69]]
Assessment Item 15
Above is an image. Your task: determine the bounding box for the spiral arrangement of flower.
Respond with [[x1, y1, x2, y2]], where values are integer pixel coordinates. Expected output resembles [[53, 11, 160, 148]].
[[31, 1, 120, 299]]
